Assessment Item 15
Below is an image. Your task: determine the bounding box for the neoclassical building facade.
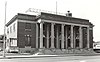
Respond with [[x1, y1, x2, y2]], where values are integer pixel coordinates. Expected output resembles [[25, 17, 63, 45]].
[[6, 12, 93, 54]]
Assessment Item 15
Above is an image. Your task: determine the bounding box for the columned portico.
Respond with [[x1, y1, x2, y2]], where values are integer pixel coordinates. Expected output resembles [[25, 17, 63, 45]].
[[38, 20, 91, 52]]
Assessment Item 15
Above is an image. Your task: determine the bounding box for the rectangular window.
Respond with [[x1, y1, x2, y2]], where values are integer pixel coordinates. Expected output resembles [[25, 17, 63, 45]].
[[10, 38, 17, 46], [25, 23, 31, 29], [13, 23, 16, 32], [10, 26, 12, 33], [11, 40, 17, 46], [7, 28, 9, 34]]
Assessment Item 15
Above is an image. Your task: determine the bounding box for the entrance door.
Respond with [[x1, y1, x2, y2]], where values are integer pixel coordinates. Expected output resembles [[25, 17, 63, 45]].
[[25, 35, 31, 46]]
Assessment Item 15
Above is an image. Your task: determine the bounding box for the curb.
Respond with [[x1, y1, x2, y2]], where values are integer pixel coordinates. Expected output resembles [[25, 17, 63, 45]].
[[0, 53, 100, 59], [0, 55, 59, 59]]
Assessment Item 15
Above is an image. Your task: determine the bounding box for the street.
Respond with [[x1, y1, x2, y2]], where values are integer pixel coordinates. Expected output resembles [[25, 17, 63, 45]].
[[0, 55, 100, 62]]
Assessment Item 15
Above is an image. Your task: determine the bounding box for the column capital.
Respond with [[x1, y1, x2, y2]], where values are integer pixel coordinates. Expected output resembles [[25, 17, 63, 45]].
[[62, 24, 65, 26], [71, 25, 74, 27], [51, 23, 55, 25], [79, 26, 83, 30], [89, 27, 93, 30], [79, 26, 82, 28], [86, 27, 90, 30], [40, 21, 44, 24], [86, 27, 92, 29]]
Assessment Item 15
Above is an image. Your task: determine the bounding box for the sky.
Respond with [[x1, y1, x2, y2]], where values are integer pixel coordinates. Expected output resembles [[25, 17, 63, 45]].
[[0, 0, 100, 41]]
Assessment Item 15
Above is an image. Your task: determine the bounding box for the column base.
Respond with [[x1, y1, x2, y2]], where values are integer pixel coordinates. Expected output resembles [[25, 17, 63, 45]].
[[50, 46, 55, 48], [39, 48, 44, 51]]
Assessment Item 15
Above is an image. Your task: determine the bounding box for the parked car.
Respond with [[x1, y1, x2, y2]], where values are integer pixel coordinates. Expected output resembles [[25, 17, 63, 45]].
[[0, 48, 3, 51], [6, 46, 19, 53], [93, 42, 100, 53]]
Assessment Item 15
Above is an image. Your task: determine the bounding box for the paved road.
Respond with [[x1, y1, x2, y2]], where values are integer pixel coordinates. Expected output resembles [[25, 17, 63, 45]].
[[0, 55, 100, 62]]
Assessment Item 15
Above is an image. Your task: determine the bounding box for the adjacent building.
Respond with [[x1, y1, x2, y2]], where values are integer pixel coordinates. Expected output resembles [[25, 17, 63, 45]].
[[6, 11, 94, 54], [0, 35, 4, 51]]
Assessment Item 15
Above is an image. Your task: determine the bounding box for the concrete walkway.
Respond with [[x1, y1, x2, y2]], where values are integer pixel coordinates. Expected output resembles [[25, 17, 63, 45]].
[[0, 52, 100, 59], [0, 54, 59, 59]]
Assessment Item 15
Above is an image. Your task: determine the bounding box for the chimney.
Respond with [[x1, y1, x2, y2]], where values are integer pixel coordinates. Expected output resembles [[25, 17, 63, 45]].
[[66, 11, 72, 17]]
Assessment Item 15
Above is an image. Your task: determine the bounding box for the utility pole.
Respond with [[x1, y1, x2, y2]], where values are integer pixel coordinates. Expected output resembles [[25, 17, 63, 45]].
[[56, 1, 57, 14], [3, 1, 7, 58]]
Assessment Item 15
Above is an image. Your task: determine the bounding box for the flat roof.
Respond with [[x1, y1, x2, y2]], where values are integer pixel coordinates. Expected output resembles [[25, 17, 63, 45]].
[[6, 12, 93, 27]]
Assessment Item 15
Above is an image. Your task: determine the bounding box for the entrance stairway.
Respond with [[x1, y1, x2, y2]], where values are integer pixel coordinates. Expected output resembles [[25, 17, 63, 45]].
[[34, 48, 95, 55]]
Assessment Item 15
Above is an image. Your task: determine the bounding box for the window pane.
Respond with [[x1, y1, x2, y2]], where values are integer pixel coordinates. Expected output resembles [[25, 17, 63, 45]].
[[13, 23, 16, 32], [7, 28, 9, 34], [10, 26, 12, 33]]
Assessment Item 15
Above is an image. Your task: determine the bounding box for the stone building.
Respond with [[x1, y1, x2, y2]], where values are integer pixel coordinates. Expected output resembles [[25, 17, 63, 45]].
[[6, 12, 94, 54]]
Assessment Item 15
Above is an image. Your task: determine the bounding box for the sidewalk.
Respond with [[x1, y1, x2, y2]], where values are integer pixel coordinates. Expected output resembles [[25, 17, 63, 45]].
[[0, 54, 59, 59], [60, 53, 100, 56], [0, 52, 100, 59]]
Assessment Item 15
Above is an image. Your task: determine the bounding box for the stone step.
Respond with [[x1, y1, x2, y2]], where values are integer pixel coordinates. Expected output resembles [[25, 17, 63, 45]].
[[44, 49, 55, 55], [55, 49, 64, 54], [35, 49, 95, 55]]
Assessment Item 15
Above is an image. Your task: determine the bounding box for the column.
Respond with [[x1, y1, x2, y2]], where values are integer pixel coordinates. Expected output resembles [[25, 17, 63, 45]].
[[65, 26, 68, 48], [51, 23, 55, 48], [47, 24, 49, 48], [79, 26, 83, 48], [87, 27, 90, 48], [73, 27, 76, 48], [36, 23, 38, 48], [71, 25, 74, 48], [61, 24, 64, 48], [40, 22, 43, 48], [56, 26, 59, 48]]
